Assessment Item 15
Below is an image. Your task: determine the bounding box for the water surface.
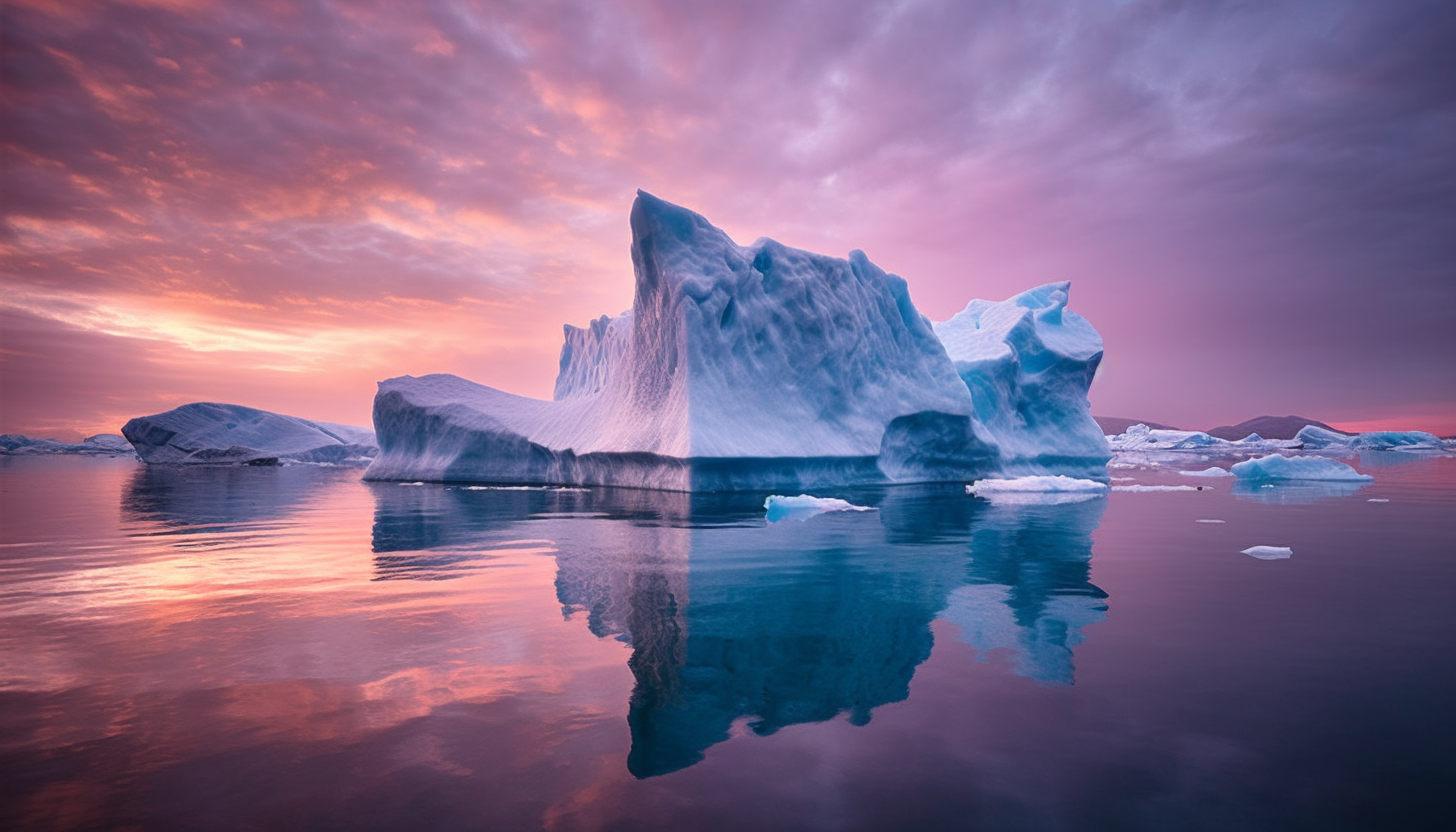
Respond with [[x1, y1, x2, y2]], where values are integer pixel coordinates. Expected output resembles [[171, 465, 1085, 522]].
[[2, 455, 1453, 831]]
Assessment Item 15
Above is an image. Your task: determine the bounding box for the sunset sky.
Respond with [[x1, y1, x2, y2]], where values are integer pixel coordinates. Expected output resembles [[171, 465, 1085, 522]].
[[3, 0, 1454, 440]]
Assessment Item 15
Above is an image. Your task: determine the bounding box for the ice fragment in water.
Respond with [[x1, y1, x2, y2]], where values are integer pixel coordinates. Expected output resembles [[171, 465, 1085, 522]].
[[1242, 545, 1293, 560], [765, 494, 875, 523]]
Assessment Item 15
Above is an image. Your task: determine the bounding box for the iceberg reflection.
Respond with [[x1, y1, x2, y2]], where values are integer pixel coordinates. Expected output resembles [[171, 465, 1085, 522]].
[[1231, 479, 1368, 504], [941, 499, 1108, 685], [365, 482, 1109, 777]]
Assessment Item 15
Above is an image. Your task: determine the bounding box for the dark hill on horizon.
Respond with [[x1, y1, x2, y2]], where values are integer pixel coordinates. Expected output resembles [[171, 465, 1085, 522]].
[[1094, 416, 1180, 435], [1205, 415, 1345, 441]]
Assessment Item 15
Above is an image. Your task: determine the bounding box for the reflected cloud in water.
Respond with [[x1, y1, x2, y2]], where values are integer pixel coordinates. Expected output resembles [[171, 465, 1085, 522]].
[[367, 481, 1109, 777]]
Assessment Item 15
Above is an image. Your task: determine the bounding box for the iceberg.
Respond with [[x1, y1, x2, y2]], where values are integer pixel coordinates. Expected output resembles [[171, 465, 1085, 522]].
[[0, 433, 134, 456], [1230, 454, 1373, 483], [122, 402, 377, 465], [966, 475, 1108, 505], [1295, 425, 1444, 452], [1242, 545, 1293, 560], [764, 494, 875, 523], [366, 192, 1110, 491], [932, 282, 1109, 478]]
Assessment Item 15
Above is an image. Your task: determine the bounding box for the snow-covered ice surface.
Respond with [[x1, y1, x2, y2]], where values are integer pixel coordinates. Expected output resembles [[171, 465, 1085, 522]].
[[966, 475, 1109, 505], [932, 282, 1109, 479], [1231, 454, 1374, 482], [122, 403, 377, 466], [366, 192, 1110, 491], [1242, 545, 1293, 560], [0, 434, 134, 456], [764, 494, 875, 523]]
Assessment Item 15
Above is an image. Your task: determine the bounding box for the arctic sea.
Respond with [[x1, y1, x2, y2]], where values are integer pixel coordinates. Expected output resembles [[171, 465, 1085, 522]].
[[1, 455, 1452, 831]]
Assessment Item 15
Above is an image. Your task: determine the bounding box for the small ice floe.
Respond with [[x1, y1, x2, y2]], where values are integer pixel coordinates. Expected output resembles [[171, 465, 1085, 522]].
[[1111, 484, 1208, 493], [1180, 467, 1232, 478], [965, 476, 1108, 505], [399, 482, 426, 487], [1111, 477, 1137, 482], [765, 494, 875, 523], [1195, 519, 1226, 524], [1242, 545, 1293, 560], [1367, 498, 1390, 503], [458, 485, 588, 492]]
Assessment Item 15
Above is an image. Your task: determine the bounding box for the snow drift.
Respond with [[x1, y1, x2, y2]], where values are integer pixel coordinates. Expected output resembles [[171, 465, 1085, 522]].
[[366, 192, 1108, 491], [123, 403, 377, 465]]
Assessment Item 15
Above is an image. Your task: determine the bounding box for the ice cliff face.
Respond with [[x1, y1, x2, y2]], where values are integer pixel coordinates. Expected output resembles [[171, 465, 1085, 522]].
[[367, 192, 1107, 491], [933, 282, 1109, 477], [123, 402, 377, 465]]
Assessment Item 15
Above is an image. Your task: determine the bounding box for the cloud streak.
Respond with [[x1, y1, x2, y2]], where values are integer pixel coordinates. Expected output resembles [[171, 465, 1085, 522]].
[[4, 0, 1454, 438]]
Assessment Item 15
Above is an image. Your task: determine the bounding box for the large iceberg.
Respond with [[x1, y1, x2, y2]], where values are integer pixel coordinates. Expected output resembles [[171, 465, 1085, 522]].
[[123, 402, 377, 465], [366, 192, 1109, 491]]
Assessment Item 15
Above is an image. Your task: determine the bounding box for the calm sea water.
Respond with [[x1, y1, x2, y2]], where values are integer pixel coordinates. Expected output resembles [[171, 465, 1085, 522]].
[[1, 455, 1453, 831]]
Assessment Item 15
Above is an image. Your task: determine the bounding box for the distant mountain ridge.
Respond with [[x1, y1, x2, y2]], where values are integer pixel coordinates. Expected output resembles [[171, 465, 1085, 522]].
[[1093, 416, 1180, 435], [1204, 415, 1345, 441]]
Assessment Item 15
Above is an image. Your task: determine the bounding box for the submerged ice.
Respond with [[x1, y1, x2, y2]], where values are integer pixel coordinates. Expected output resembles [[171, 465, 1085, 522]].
[[366, 192, 1110, 491]]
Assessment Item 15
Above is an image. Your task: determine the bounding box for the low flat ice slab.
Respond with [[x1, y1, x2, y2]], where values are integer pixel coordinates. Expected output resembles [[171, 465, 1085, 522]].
[[1111, 484, 1206, 492], [764, 494, 875, 523], [967, 475, 1109, 505], [1180, 467, 1232, 478], [1231, 454, 1374, 482], [1242, 545, 1293, 560]]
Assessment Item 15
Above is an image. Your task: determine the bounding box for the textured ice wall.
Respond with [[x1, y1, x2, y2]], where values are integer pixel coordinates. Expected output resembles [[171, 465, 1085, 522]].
[[933, 282, 1110, 478], [367, 192, 1114, 490]]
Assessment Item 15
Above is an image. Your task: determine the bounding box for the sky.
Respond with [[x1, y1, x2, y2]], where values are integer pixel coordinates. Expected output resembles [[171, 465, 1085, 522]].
[[3, 0, 1454, 441]]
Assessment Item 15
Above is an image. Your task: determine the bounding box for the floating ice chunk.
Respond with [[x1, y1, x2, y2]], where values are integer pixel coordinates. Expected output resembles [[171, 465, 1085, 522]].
[[1111, 484, 1206, 492], [1367, 498, 1390, 503], [764, 494, 875, 522], [1180, 467, 1232, 478], [1230, 454, 1373, 482], [967, 476, 1108, 505], [1195, 519, 1226, 524], [1242, 545, 1293, 560]]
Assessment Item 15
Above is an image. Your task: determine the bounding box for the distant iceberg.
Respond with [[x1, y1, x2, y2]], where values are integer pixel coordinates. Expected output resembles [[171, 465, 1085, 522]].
[[1294, 425, 1444, 452], [366, 192, 1110, 491], [1107, 423, 1297, 454], [123, 402, 377, 465], [1230, 454, 1373, 482], [1242, 545, 1293, 560], [1, 433, 133, 456]]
